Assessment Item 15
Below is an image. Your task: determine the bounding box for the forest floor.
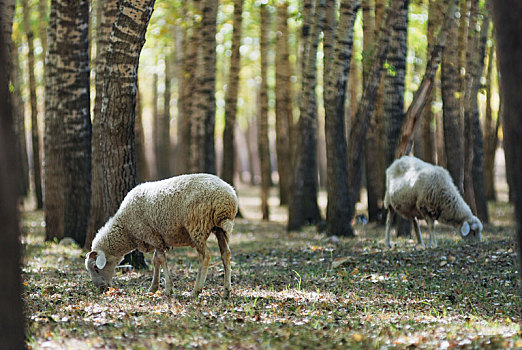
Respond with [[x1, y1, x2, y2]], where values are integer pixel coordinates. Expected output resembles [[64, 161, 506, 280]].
[[23, 185, 521, 349]]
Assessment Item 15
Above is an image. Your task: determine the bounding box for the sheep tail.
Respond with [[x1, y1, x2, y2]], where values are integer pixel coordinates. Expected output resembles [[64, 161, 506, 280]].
[[218, 219, 234, 242]]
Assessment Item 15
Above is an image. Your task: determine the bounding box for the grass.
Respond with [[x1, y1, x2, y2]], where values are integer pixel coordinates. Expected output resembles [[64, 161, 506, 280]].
[[23, 186, 521, 349]]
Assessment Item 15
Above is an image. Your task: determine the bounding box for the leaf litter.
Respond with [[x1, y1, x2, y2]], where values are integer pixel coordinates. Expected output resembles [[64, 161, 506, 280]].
[[22, 201, 521, 349]]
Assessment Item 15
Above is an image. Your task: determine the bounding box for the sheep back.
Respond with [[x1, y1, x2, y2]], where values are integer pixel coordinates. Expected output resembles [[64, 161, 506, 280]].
[[108, 174, 238, 252]]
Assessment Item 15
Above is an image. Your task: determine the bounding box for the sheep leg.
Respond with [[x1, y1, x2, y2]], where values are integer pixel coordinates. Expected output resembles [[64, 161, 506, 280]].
[[148, 250, 161, 293], [191, 244, 210, 298], [157, 250, 173, 294], [148, 250, 173, 294], [384, 208, 394, 248], [413, 218, 426, 248], [427, 219, 437, 248], [215, 229, 232, 298]]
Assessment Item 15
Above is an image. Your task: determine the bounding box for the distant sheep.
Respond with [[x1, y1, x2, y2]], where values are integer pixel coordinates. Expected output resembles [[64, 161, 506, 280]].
[[384, 156, 482, 248], [85, 174, 238, 297]]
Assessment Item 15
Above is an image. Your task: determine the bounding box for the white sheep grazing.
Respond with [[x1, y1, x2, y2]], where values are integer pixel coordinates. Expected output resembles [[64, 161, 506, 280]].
[[85, 173, 238, 297], [384, 156, 482, 248]]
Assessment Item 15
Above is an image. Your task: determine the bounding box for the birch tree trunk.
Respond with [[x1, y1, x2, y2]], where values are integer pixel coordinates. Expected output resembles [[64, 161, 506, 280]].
[[222, 0, 243, 186]]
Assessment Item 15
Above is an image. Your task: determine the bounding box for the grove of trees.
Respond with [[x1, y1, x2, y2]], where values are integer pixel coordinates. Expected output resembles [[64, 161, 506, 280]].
[[5, 0, 516, 260]]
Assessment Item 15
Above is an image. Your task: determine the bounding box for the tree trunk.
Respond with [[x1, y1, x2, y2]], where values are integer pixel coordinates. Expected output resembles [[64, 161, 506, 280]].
[[419, 0, 443, 164], [365, 0, 386, 223], [157, 54, 172, 179], [382, 0, 410, 235], [100, 0, 156, 269], [11, 41, 29, 198], [275, 3, 292, 206], [22, 0, 43, 209], [287, 0, 325, 230], [135, 84, 150, 183], [491, 0, 522, 295], [462, 0, 477, 213], [394, 0, 457, 157], [0, 32, 25, 348], [469, 9, 490, 223], [56, 0, 92, 247], [191, 0, 217, 174], [347, 0, 404, 222], [44, 0, 64, 241], [323, 0, 360, 237], [86, 0, 119, 250], [152, 72, 160, 179], [484, 43, 497, 200], [222, 0, 243, 187], [441, 0, 463, 192], [258, 4, 271, 221]]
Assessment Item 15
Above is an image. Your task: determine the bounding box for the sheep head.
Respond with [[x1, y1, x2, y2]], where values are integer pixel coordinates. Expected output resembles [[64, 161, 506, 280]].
[[85, 250, 118, 291], [460, 216, 482, 242]]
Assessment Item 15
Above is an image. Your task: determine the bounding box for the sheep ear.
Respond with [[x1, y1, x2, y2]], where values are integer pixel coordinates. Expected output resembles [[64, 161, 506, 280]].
[[87, 251, 98, 260], [95, 251, 107, 269], [460, 222, 470, 236]]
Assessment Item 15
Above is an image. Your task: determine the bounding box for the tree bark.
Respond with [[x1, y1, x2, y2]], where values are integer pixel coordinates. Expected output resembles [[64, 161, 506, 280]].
[[346, 0, 404, 222], [323, 0, 360, 237], [222, 0, 243, 187], [22, 0, 43, 209], [191, 0, 217, 174], [275, 3, 293, 206], [0, 29, 25, 348], [394, 0, 457, 158], [491, 0, 522, 295], [152, 72, 160, 179], [441, 0, 463, 192], [258, 4, 271, 221], [56, 0, 92, 247], [484, 43, 497, 200], [365, 0, 386, 223], [135, 83, 150, 183], [86, 0, 119, 249], [157, 54, 172, 179], [44, 0, 64, 241], [287, 0, 325, 230], [468, 9, 490, 223], [100, 0, 156, 269], [11, 40, 29, 198], [419, 0, 443, 164]]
